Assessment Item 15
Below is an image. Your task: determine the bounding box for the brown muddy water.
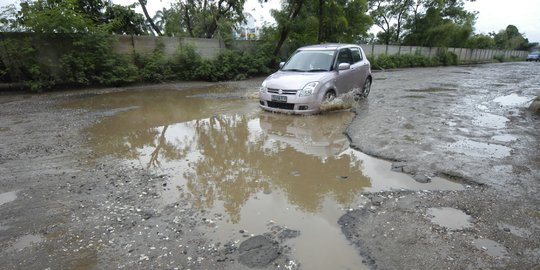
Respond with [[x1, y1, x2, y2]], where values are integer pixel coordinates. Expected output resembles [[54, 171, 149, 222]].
[[65, 86, 464, 269]]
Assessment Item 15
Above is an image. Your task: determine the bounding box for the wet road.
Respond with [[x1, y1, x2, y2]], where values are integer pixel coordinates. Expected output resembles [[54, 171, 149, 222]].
[[1, 62, 539, 269]]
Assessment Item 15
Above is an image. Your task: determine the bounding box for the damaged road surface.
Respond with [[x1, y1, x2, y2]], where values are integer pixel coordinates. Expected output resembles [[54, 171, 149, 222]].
[[1, 62, 539, 269]]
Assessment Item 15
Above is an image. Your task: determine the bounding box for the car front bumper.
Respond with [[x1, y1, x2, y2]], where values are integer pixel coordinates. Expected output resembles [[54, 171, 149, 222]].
[[258, 92, 321, 114]]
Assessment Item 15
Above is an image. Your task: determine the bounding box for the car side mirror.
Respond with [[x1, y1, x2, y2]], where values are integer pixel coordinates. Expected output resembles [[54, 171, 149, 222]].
[[279, 62, 285, 69], [338, 63, 351, 70]]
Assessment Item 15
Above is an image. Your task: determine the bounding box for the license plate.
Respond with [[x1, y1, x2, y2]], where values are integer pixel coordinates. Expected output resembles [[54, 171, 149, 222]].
[[271, 95, 287, 102]]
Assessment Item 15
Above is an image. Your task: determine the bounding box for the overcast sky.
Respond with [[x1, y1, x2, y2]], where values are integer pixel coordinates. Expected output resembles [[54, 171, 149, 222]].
[[1, 0, 539, 42]]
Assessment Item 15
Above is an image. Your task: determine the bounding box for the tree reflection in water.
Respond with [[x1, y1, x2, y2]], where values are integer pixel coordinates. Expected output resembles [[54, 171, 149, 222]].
[[86, 102, 371, 223], [182, 113, 371, 223]]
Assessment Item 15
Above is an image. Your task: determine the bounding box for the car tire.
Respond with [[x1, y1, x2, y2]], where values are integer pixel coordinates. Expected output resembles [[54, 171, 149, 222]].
[[362, 78, 372, 98], [323, 91, 336, 102]]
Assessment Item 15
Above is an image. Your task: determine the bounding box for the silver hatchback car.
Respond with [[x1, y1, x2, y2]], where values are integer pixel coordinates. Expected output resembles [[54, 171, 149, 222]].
[[259, 44, 372, 114]]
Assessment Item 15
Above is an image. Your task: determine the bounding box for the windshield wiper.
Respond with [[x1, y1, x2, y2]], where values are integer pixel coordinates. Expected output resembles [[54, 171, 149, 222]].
[[307, 68, 328, 72], [282, 68, 305, 72]]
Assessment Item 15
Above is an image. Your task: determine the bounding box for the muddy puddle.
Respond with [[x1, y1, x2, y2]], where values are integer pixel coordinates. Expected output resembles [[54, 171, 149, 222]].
[[427, 207, 473, 231], [65, 86, 465, 269]]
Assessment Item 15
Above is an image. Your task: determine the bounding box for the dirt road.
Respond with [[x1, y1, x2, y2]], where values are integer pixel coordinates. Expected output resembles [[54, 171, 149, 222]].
[[1, 62, 539, 269]]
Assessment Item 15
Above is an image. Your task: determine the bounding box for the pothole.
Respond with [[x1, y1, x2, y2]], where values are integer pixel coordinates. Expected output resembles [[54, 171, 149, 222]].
[[71, 87, 468, 270], [427, 207, 473, 231], [446, 139, 511, 158], [472, 238, 508, 257], [9, 234, 44, 251]]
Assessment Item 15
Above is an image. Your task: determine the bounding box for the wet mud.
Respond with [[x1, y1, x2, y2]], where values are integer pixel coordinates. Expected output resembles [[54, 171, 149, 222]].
[[1, 63, 539, 269]]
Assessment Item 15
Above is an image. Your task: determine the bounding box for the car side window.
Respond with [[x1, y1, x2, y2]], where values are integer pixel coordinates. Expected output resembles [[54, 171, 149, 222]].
[[351, 48, 363, 63], [337, 49, 353, 65]]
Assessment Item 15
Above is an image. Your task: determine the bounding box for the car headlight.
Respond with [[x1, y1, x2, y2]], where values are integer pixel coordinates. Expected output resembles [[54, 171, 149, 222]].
[[299, 82, 319, 97], [260, 82, 267, 93]]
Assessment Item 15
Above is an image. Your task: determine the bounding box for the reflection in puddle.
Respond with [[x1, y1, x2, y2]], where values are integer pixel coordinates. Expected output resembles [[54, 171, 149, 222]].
[[472, 238, 508, 257], [72, 87, 465, 269], [0, 190, 18, 206], [427, 207, 473, 230], [472, 113, 508, 129], [447, 139, 511, 158], [10, 234, 44, 251], [493, 94, 534, 107]]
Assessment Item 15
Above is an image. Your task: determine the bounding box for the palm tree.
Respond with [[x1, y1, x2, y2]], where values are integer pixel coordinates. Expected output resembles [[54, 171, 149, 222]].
[[138, 0, 162, 36], [153, 8, 169, 33]]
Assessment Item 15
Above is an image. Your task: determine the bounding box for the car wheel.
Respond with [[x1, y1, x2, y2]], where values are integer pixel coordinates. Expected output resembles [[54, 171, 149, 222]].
[[323, 91, 336, 102], [362, 78, 372, 97]]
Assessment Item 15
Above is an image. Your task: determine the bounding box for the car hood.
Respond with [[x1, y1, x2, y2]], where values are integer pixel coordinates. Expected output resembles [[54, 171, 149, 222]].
[[263, 71, 334, 90]]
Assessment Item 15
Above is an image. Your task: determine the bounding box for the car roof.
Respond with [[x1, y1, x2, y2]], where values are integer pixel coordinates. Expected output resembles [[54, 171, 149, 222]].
[[297, 44, 360, 51]]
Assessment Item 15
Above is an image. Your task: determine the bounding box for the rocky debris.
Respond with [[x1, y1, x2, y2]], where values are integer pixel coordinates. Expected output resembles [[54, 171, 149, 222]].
[[390, 162, 413, 173], [413, 174, 432, 183], [528, 96, 540, 114], [238, 235, 280, 268], [370, 196, 385, 206], [276, 229, 300, 241]]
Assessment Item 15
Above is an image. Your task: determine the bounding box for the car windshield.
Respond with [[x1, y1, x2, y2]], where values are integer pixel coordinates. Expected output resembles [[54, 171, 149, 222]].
[[282, 50, 335, 72]]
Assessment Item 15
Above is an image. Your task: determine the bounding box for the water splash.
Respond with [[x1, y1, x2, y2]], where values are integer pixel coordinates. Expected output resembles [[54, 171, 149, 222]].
[[245, 91, 260, 100], [320, 89, 361, 113]]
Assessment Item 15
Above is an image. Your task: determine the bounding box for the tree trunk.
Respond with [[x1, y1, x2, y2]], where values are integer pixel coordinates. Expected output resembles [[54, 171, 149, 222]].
[[273, 0, 305, 58], [139, 0, 162, 36]]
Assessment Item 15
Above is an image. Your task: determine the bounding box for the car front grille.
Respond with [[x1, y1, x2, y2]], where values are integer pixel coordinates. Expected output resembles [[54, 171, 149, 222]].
[[267, 88, 298, 95], [267, 101, 295, 110]]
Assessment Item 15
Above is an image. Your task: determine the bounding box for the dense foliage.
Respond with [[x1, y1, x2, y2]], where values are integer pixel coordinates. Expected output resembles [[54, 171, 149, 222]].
[[369, 50, 459, 70], [134, 42, 272, 82]]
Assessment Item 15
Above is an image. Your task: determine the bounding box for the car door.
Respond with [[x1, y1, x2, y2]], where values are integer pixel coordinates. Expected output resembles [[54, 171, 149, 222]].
[[334, 48, 355, 95], [350, 47, 369, 90]]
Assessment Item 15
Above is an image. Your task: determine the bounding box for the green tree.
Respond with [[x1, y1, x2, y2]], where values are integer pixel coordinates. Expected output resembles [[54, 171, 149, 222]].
[[465, 33, 495, 49], [369, 0, 412, 45], [270, 0, 306, 56], [174, 0, 246, 38], [264, 0, 371, 59], [103, 3, 148, 35], [13, 0, 147, 35], [17, 0, 94, 33], [138, 0, 162, 35], [322, 0, 371, 43], [402, 0, 475, 47], [492, 25, 535, 50]]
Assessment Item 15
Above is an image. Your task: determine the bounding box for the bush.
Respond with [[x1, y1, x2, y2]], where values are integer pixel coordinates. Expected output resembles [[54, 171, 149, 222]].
[[61, 33, 138, 86], [191, 49, 272, 82], [436, 49, 458, 66], [0, 36, 56, 90], [493, 54, 505, 62], [170, 45, 203, 80], [132, 40, 174, 83], [370, 53, 436, 69]]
